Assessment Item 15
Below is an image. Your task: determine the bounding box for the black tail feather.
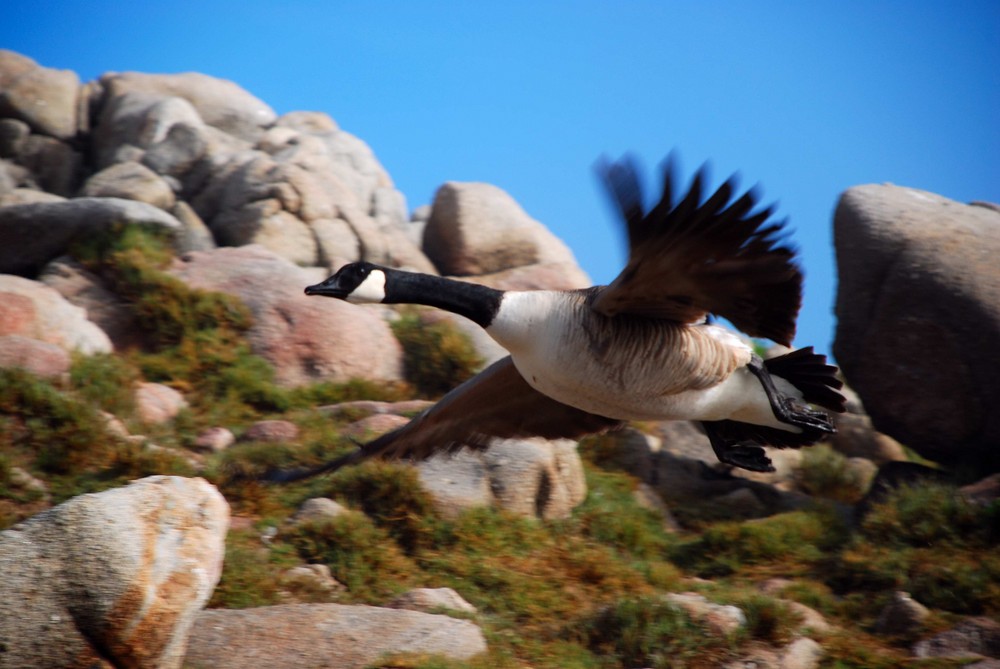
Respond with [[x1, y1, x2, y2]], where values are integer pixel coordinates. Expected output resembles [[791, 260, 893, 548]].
[[764, 346, 846, 413]]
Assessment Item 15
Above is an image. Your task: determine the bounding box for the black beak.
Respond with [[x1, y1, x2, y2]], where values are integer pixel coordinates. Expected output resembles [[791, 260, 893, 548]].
[[304, 281, 347, 298]]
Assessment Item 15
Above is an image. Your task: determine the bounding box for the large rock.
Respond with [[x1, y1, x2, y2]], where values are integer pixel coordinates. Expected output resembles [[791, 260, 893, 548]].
[[195, 122, 434, 272], [0, 197, 182, 275], [416, 438, 588, 519], [913, 617, 1000, 661], [184, 603, 487, 668], [40, 256, 141, 349], [0, 50, 81, 139], [423, 181, 583, 276], [834, 185, 1000, 469], [0, 333, 71, 378], [465, 260, 591, 291], [80, 160, 177, 209], [9, 133, 83, 196], [91, 86, 250, 177], [98, 71, 276, 142], [190, 143, 417, 269], [0, 476, 229, 669], [167, 245, 404, 386], [0, 274, 112, 354]]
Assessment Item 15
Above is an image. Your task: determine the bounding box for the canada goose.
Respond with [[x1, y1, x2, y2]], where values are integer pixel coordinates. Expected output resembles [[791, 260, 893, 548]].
[[266, 154, 844, 482]]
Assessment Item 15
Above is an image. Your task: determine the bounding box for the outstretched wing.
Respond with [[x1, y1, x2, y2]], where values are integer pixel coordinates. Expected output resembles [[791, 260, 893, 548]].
[[592, 153, 802, 346], [263, 356, 622, 483]]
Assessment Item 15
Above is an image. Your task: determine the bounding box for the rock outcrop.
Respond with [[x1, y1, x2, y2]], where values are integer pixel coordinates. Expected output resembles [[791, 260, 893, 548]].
[[167, 245, 404, 386], [416, 437, 588, 519], [0, 333, 71, 378], [0, 476, 229, 669], [183, 603, 487, 668], [0, 273, 113, 354], [834, 185, 1000, 470], [424, 181, 590, 286], [0, 50, 81, 140]]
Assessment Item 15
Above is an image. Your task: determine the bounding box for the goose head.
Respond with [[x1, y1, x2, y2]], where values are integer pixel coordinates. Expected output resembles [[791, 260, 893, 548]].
[[305, 261, 388, 304]]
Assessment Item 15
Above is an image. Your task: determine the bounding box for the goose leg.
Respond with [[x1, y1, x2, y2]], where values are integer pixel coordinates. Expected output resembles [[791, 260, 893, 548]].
[[701, 420, 775, 472], [746, 354, 834, 433]]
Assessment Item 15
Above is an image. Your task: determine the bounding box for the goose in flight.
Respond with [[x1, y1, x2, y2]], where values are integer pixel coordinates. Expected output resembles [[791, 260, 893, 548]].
[[265, 154, 844, 482]]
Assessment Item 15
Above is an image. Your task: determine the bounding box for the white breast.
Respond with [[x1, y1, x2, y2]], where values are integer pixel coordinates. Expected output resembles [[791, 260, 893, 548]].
[[485, 291, 794, 429]]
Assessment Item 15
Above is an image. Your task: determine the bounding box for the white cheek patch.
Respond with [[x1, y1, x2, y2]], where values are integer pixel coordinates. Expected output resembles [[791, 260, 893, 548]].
[[346, 269, 387, 304]]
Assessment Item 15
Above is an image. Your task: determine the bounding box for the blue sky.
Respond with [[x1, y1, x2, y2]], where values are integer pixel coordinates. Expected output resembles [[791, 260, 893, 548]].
[[5, 2, 999, 358]]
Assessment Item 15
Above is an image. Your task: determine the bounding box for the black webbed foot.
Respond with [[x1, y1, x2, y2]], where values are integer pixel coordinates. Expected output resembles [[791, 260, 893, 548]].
[[779, 397, 836, 433], [747, 354, 836, 435], [702, 421, 775, 472], [715, 442, 775, 472]]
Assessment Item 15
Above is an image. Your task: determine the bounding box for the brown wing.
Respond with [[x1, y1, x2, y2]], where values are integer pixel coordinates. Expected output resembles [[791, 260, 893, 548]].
[[263, 356, 622, 483], [592, 153, 802, 346]]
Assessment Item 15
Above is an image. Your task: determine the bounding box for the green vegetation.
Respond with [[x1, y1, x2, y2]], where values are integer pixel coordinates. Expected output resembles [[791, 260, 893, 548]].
[[571, 596, 729, 668], [391, 309, 482, 396], [831, 483, 1000, 617], [72, 225, 289, 423], [798, 443, 870, 503], [70, 352, 139, 418]]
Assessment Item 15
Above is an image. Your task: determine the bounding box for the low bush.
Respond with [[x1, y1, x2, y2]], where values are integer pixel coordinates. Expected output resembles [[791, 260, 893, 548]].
[[391, 310, 482, 396], [570, 596, 729, 669], [0, 368, 116, 476], [798, 443, 868, 503], [321, 461, 436, 553], [830, 483, 1000, 616], [287, 512, 418, 602], [70, 352, 139, 418], [669, 507, 849, 578]]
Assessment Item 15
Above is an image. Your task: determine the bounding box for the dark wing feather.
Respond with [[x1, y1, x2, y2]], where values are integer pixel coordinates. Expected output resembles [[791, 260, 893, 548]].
[[263, 356, 622, 483], [592, 154, 803, 346]]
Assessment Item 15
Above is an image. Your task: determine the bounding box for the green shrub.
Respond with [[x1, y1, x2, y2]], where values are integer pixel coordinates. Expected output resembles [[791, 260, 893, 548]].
[[322, 461, 436, 553], [829, 483, 1000, 616], [0, 368, 116, 475], [287, 512, 418, 602], [798, 443, 868, 503], [209, 530, 298, 609], [72, 225, 252, 347], [574, 467, 673, 561], [570, 596, 728, 669], [391, 310, 481, 396], [730, 593, 801, 645], [288, 378, 413, 408], [72, 225, 295, 420], [859, 483, 999, 549], [70, 352, 139, 417], [670, 508, 848, 578]]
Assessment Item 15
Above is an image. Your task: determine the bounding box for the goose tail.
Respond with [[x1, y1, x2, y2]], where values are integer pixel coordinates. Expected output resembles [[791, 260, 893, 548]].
[[764, 346, 846, 414]]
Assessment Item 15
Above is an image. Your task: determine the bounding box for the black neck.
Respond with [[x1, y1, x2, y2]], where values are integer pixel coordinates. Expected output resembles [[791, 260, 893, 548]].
[[383, 271, 504, 328]]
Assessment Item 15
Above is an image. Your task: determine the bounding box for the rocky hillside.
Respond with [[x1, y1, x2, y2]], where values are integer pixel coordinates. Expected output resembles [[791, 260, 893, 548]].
[[1, 50, 998, 669]]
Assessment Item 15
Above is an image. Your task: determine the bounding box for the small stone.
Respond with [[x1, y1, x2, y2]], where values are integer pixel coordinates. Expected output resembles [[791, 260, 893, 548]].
[[388, 587, 477, 615], [241, 420, 299, 443], [8, 467, 49, 497], [665, 592, 746, 635], [781, 637, 823, 669], [292, 498, 348, 524], [135, 382, 188, 424], [282, 564, 344, 593], [193, 427, 235, 452]]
